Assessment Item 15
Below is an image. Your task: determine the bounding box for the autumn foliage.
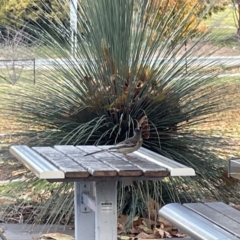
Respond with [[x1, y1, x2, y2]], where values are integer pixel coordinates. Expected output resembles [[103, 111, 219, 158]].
[[149, 0, 207, 37], [0, 0, 69, 29]]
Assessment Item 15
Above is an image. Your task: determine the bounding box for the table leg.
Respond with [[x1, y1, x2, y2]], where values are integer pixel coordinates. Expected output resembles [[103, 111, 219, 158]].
[[74, 182, 95, 240], [95, 180, 118, 240]]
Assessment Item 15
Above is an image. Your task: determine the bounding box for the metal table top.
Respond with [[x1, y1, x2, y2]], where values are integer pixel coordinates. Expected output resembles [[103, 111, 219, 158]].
[[10, 145, 195, 180]]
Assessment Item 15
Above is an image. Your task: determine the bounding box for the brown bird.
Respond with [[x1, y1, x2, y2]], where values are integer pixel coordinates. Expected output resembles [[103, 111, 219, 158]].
[[84, 128, 142, 156]]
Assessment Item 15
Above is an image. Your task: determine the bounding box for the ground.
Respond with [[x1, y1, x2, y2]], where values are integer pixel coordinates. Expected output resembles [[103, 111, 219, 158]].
[[178, 41, 240, 57], [1, 5, 240, 238]]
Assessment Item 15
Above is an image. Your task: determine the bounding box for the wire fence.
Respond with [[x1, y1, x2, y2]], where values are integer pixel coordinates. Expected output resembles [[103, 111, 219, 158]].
[[0, 58, 36, 84]]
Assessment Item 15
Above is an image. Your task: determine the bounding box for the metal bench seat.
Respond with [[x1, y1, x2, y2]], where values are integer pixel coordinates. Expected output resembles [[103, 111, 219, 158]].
[[228, 158, 240, 180], [159, 202, 240, 240]]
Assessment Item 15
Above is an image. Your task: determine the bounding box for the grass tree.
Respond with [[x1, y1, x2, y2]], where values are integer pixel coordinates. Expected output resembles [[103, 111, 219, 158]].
[[1, 0, 240, 225]]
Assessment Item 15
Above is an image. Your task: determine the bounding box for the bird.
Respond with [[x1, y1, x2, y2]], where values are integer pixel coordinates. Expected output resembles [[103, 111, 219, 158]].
[[84, 128, 143, 157]]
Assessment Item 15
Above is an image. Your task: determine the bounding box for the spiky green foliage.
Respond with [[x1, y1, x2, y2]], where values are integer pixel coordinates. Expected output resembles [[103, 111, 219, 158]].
[[1, 0, 240, 224]]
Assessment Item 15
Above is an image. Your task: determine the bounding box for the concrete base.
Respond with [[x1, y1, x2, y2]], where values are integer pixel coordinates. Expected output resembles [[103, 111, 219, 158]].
[[0, 224, 194, 240], [0, 224, 74, 240]]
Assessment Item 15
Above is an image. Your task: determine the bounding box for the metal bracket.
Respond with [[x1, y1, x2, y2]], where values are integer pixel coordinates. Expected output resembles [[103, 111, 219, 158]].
[[82, 193, 96, 212], [80, 183, 92, 212]]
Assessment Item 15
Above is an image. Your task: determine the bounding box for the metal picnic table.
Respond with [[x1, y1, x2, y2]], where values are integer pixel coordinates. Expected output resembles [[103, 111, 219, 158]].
[[10, 145, 195, 240]]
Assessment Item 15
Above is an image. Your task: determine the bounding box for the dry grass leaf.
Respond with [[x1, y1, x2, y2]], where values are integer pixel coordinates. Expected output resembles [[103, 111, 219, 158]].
[[149, 209, 158, 222], [0, 196, 17, 205], [138, 115, 148, 126], [138, 115, 150, 139], [148, 198, 157, 210], [146, 198, 161, 221]]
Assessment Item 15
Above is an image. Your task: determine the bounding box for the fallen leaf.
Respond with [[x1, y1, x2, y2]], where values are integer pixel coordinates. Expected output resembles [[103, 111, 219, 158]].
[[146, 198, 161, 221], [69, 225, 74, 230], [137, 224, 153, 234], [129, 226, 139, 234], [154, 224, 172, 239], [220, 170, 239, 186], [229, 202, 240, 211], [141, 218, 156, 228], [135, 231, 159, 239], [133, 216, 142, 228], [40, 233, 74, 240], [118, 221, 125, 234], [158, 216, 174, 228], [170, 229, 186, 238]]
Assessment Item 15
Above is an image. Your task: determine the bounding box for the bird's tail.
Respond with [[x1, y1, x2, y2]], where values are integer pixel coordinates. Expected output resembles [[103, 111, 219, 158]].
[[84, 149, 105, 156]]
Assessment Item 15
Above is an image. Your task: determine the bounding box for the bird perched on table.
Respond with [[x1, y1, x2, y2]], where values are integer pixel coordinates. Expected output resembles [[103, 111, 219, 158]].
[[84, 128, 143, 157]]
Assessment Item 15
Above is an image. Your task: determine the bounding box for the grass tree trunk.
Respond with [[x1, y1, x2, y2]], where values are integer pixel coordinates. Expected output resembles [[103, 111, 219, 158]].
[[238, 0, 240, 35]]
